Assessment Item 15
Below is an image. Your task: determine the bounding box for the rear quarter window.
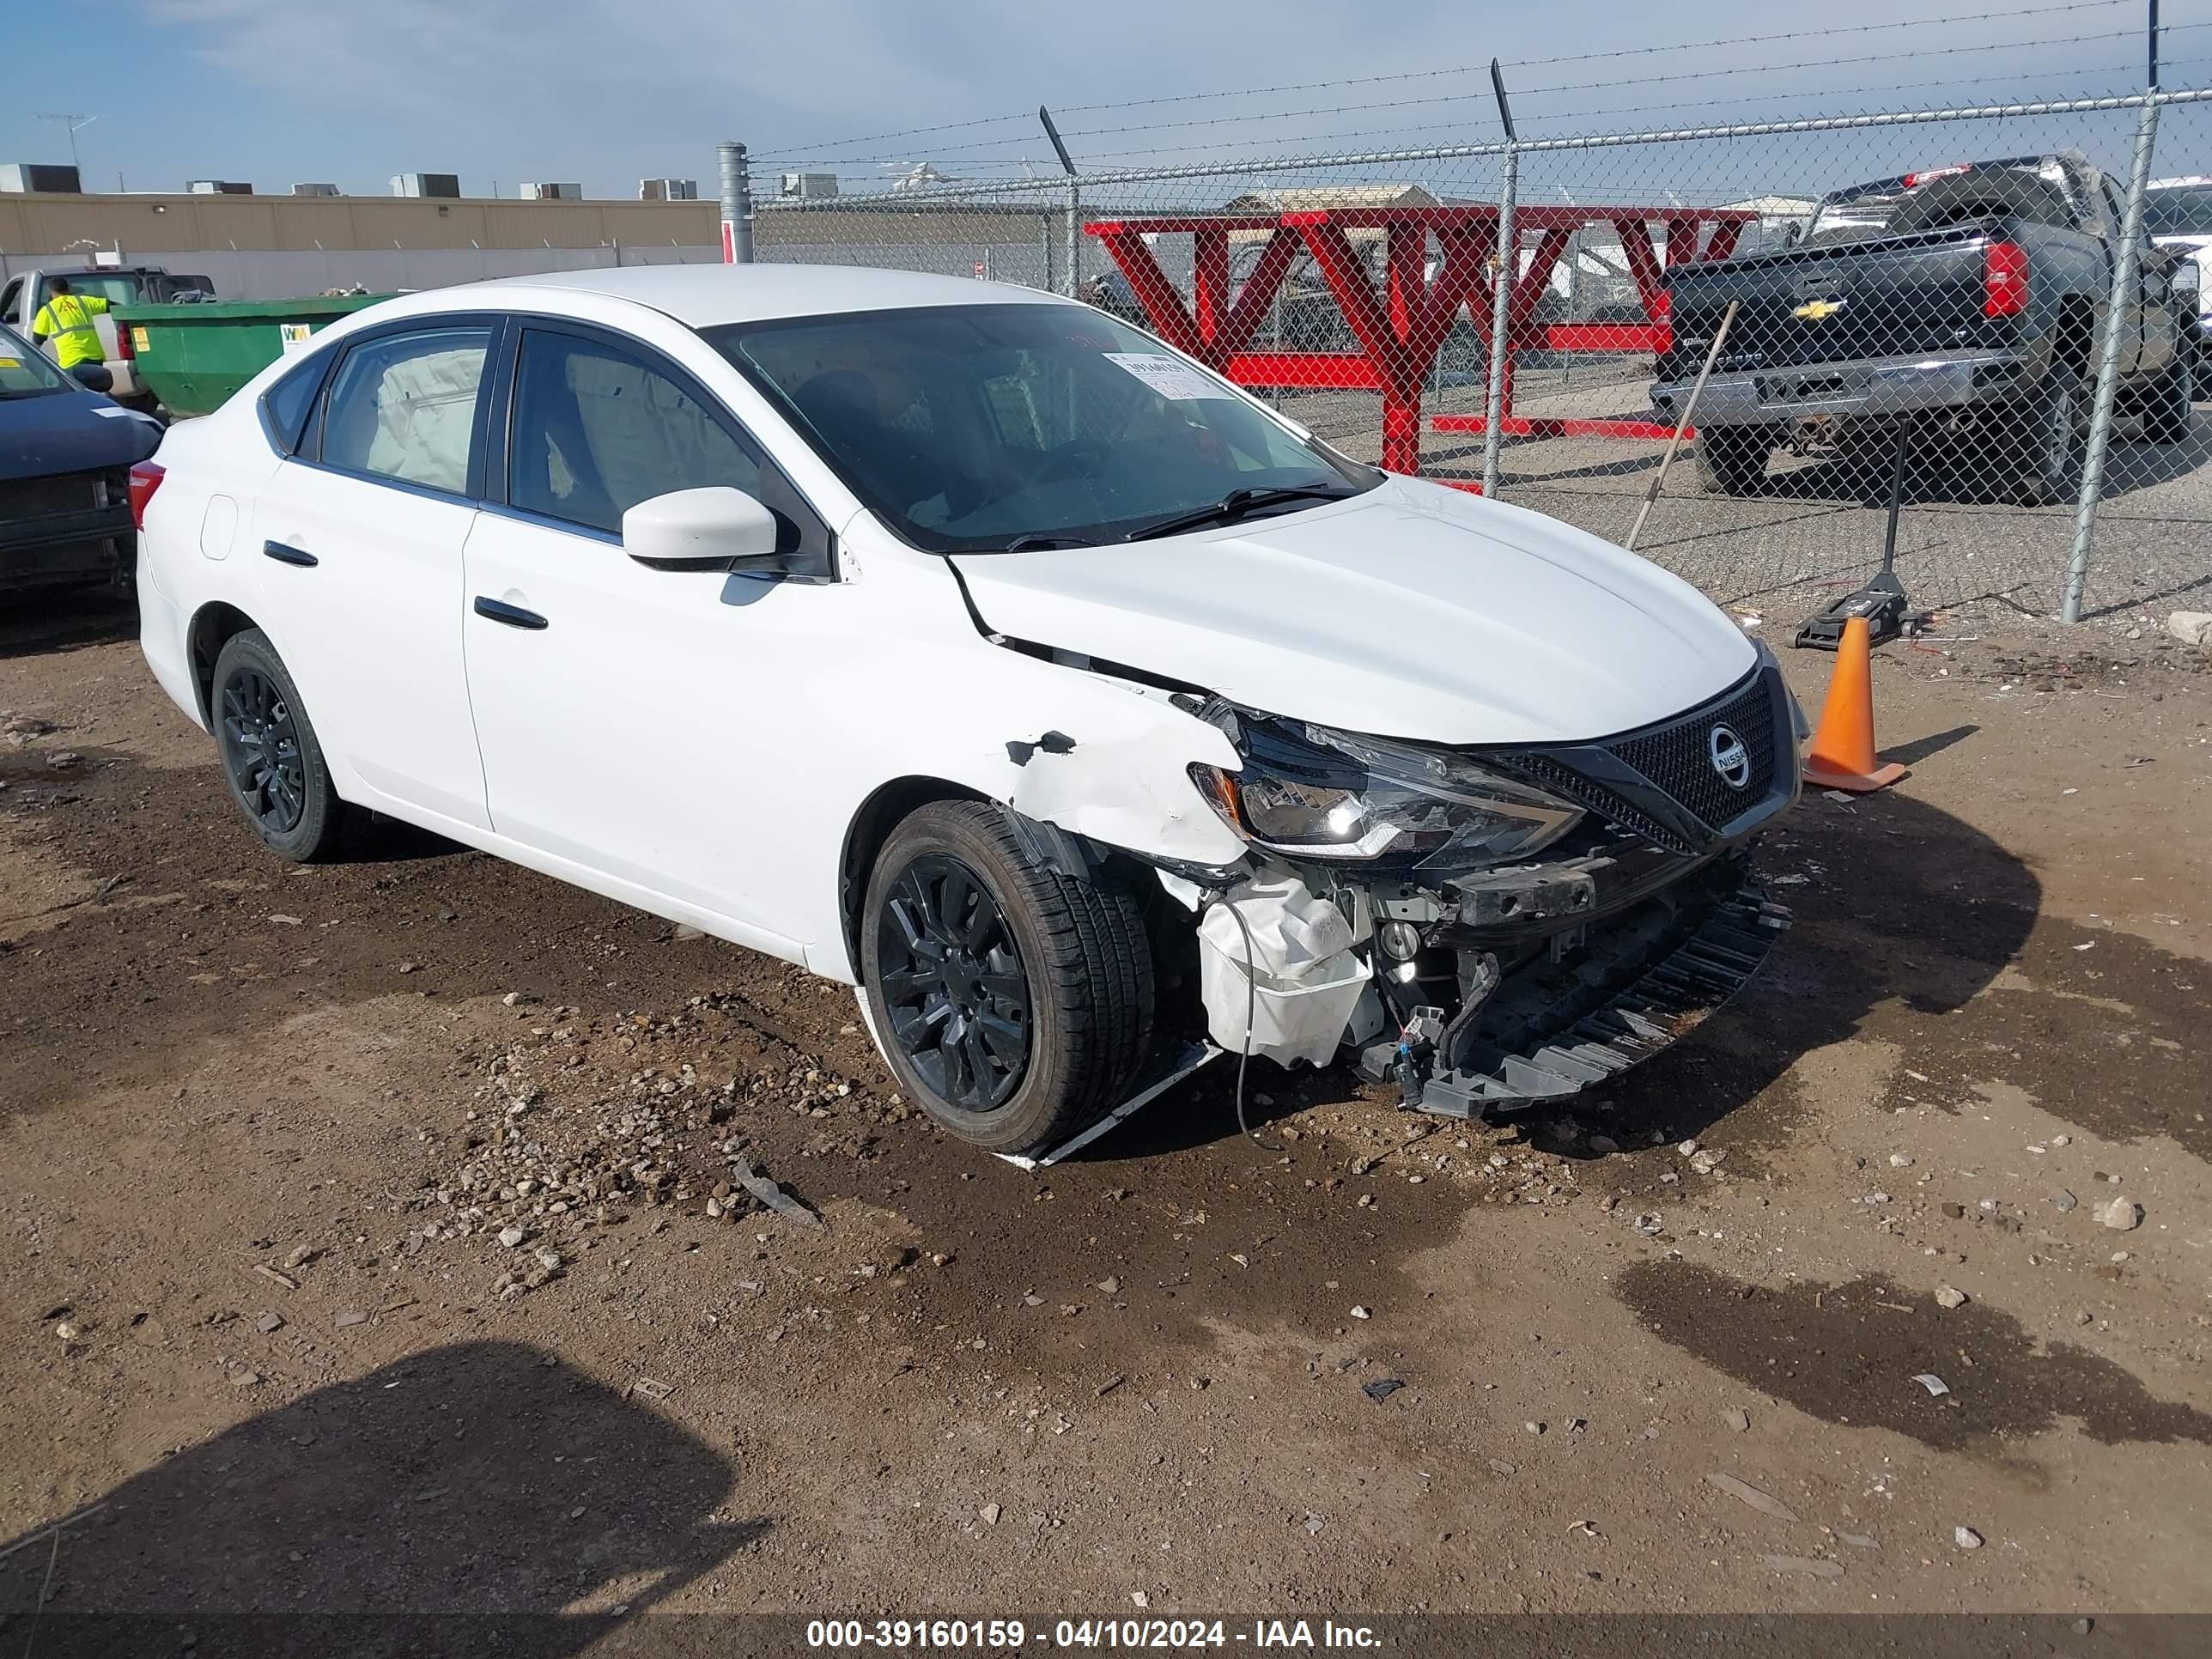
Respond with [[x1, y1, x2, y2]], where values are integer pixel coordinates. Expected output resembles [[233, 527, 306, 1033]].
[[261, 351, 333, 454]]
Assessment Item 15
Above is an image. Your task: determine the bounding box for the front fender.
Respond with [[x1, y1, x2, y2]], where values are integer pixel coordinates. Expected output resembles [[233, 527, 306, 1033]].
[[793, 555, 1248, 981]]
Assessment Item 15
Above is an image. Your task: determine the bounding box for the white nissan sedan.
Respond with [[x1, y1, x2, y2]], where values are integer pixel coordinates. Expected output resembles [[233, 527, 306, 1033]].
[[136, 265, 1798, 1158]]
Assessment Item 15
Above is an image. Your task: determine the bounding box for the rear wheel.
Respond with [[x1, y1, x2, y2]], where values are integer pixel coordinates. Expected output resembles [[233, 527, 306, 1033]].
[[860, 802, 1154, 1156], [2008, 376, 2085, 507], [1695, 427, 1769, 495], [2143, 351, 2194, 446], [210, 629, 349, 862]]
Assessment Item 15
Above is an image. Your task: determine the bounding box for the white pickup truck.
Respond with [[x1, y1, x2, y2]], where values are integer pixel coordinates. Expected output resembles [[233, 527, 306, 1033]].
[[0, 263, 215, 408]]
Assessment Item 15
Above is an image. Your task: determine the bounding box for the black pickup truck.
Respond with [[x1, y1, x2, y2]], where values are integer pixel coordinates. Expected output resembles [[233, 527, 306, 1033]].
[[1650, 153, 2194, 503]]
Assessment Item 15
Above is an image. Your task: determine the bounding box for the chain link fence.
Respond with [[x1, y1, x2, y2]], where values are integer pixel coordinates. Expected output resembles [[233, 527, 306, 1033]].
[[750, 82, 2212, 626]]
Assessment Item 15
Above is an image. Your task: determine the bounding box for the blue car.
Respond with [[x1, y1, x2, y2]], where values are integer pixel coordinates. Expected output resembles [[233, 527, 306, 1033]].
[[0, 322, 163, 599]]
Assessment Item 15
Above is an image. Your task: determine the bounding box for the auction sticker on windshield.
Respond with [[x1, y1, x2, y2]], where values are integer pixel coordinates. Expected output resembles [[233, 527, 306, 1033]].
[[1103, 352, 1236, 401]]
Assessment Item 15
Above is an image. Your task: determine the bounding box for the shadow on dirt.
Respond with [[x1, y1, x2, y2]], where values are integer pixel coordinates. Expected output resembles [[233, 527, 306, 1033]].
[[0, 592, 139, 662], [1616, 1260, 2212, 1453], [1744, 424, 2209, 507], [1881, 723, 1978, 766], [0, 1340, 762, 1657]]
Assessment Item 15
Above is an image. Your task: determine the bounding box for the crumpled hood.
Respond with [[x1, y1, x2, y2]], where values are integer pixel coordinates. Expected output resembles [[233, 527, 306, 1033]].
[[0, 388, 161, 483], [951, 476, 1757, 745]]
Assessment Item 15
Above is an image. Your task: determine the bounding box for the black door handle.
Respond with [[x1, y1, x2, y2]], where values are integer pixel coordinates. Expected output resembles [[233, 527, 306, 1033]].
[[473, 596, 549, 630], [263, 540, 317, 568]]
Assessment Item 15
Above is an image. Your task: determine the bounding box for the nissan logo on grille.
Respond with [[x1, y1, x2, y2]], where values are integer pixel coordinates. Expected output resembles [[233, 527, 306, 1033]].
[[1708, 724, 1753, 790]]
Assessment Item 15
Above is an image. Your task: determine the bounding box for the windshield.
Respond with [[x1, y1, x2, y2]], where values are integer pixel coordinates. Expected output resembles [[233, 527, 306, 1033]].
[[0, 325, 72, 400], [705, 303, 1376, 552], [2146, 185, 2212, 235]]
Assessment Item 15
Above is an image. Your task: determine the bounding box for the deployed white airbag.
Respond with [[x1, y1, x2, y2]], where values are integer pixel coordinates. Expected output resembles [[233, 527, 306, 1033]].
[[364, 346, 484, 493], [1197, 868, 1370, 1066]]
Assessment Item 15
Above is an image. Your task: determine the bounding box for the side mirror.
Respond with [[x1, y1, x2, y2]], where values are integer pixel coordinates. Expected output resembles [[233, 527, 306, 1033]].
[[622, 486, 786, 574]]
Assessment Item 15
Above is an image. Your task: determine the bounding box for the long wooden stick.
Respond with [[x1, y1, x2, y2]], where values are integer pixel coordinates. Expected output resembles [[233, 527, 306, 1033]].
[[1625, 298, 1739, 553]]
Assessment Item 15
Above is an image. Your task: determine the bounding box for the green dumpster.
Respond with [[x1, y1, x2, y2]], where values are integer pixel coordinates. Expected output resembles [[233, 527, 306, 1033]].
[[112, 295, 390, 417]]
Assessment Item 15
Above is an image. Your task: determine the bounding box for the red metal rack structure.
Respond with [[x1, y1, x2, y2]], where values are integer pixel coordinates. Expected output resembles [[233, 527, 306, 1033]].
[[1085, 203, 1756, 481]]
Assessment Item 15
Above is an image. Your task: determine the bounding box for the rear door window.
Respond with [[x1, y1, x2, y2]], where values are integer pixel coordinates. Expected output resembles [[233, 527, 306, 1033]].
[[318, 326, 492, 495]]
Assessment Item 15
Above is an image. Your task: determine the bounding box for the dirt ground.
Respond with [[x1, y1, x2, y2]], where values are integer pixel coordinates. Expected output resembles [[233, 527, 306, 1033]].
[[1, 592, 2208, 1652]]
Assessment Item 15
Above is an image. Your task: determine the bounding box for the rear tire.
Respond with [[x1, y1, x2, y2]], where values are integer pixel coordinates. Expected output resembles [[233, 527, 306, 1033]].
[[210, 629, 350, 862], [1695, 427, 1769, 495], [2008, 376, 2085, 507], [2144, 352, 2194, 446], [860, 802, 1155, 1156]]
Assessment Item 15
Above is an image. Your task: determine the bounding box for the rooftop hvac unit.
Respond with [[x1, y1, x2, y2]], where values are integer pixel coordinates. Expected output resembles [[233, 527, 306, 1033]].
[[781, 172, 839, 199], [0, 162, 82, 194], [187, 179, 254, 195], [638, 178, 699, 201], [292, 182, 340, 197], [520, 181, 583, 201], [390, 172, 461, 198]]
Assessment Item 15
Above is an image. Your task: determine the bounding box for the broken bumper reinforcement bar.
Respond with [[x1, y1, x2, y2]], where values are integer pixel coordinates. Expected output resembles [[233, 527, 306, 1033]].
[[1416, 878, 1792, 1117]]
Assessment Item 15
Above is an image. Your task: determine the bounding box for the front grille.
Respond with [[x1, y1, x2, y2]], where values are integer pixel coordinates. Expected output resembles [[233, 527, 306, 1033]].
[[1492, 668, 1786, 856], [1607, 673, 1778, 834], [1509, 752, 1696, 854], [0, 472, 102, 520]]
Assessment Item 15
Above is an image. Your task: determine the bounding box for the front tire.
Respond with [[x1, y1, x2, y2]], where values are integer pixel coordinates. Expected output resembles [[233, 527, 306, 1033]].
[[860, 802, 1155, 1156], [210, 629, 349, 862]]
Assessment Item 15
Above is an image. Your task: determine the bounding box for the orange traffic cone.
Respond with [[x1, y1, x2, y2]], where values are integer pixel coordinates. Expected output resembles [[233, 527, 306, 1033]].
[[1802, 615, 1907, 793]]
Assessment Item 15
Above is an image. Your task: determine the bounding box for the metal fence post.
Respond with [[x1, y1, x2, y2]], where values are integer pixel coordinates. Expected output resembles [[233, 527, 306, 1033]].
[[2063, 94, 2160, 622], [717, 141, 755, 264], [1041, 208, 1054, 295], [1480, 143, 1518, 498], [1065, 179, 1082, 299], [1563, 225, 1580, 391]]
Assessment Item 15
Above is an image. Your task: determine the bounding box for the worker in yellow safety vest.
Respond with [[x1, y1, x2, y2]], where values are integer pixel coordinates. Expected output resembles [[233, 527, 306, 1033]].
[[30, 276, 111, 370]]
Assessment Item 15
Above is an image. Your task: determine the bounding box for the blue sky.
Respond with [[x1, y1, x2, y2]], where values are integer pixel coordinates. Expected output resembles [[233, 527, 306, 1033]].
[[0, 1, 2195, 199]]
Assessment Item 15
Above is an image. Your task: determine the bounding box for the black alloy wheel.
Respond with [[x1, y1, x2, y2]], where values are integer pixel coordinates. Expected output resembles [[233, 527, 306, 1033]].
[[875, 855, 1034, 1114], [860, 799, 1155, 1155], [218, 665, 307, 835], [208, 627, 350, 862]]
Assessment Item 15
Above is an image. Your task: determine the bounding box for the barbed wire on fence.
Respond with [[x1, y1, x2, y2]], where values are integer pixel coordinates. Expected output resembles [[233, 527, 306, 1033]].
[[755, 88, 2212, 204], [756, 0, 2151, 161], [762, 62, 2212, 176]]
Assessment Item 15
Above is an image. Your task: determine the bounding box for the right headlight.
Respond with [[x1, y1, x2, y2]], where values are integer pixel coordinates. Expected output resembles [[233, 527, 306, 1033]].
[[1191, 718, 1583, 872]]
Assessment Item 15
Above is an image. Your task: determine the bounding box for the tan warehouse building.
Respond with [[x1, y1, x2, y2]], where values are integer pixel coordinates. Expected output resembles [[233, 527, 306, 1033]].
[[0, 189, 1081, 299], [0, 191, 1073, 258], [0, 191, 724, 256]]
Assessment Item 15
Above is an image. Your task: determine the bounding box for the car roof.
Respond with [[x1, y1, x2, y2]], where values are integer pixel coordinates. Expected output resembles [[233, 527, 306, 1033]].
[[448, 263, 1070, 328]]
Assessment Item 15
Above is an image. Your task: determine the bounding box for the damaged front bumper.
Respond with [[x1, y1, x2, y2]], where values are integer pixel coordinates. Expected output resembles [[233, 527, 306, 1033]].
[[1181, 655, 1801, 1119], [1392, 856, 1790, 1116]]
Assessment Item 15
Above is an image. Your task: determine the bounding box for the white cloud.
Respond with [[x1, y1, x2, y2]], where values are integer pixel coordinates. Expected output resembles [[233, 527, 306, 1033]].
[[120, 0, 2173, 198], [136, 0, 1432, 186]]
